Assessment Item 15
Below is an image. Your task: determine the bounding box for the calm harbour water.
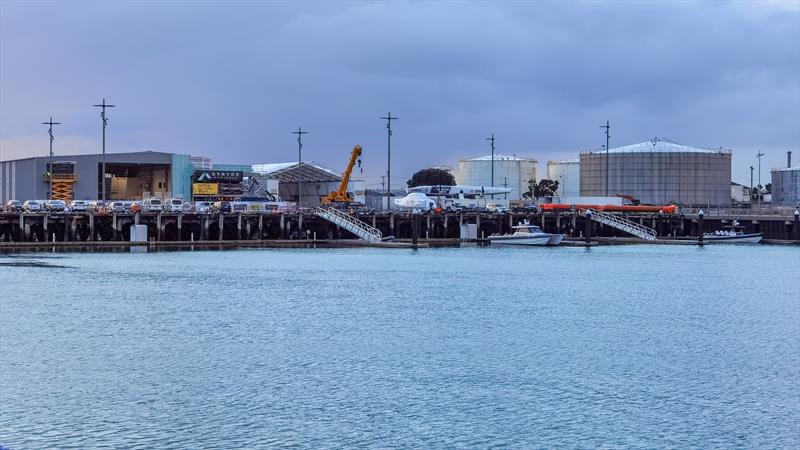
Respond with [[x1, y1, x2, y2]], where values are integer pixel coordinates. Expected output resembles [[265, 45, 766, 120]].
[[1, 245, 798, 448]]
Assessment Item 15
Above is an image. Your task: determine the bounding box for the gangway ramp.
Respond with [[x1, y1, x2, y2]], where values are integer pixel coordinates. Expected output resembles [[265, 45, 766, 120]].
[[315, 206, 383, 243], [582, 209, 657, 241]]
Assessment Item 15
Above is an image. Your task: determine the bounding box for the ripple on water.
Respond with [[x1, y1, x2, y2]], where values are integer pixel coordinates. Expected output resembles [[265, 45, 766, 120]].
[[0, 246, 798, 447]]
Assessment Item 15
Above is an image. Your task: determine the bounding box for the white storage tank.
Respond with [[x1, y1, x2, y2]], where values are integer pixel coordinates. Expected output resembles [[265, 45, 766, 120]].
[[457, 154, 537, 201], [546, 160, 580, 197]]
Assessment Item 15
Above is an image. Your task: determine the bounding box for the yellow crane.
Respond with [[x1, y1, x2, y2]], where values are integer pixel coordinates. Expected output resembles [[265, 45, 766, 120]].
[[321, 144, 362, 205]]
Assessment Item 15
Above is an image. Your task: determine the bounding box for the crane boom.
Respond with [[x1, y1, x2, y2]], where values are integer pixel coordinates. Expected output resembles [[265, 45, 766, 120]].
[[322, 144, 362, 204]]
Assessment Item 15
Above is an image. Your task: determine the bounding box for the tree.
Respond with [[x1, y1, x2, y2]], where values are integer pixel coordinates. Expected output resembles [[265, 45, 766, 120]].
[[523, 179, 560, 199], [407, 168, 455, 188]]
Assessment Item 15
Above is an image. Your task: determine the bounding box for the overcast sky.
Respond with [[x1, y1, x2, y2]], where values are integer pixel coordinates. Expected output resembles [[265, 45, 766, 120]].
[[1, 0, 798, 187]]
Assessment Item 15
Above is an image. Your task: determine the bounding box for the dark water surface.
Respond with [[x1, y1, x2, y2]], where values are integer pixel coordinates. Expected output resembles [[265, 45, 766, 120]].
[[1, 245, 798, 448]]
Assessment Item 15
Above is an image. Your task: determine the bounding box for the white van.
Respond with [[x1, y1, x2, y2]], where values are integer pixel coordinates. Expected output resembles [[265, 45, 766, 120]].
[[142, 198, 163, 212], [167, 198, 184, 212]]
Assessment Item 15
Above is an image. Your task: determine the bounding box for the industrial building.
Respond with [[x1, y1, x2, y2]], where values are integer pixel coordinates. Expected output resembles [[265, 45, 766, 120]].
[[771, 166, 799, 206], [546, 159, 580, 197], [579, 137, 732, 206], [0, 151, 193, 202], [457, 154, 537, 201], [251, 162, 365, 206]]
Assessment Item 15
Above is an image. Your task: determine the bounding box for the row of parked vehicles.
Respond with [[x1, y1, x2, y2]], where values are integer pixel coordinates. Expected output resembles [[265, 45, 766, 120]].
[[2, 198, 287, 214]]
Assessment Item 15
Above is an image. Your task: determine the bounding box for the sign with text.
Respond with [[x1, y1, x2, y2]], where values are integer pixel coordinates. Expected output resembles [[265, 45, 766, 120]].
[[194, 170, 243, 183], [192, 183, 219, 195]]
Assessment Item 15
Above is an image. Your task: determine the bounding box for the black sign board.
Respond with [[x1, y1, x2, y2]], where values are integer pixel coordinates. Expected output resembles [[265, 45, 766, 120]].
[[194, 170, 243, 183], [218, 183, 243, 195]]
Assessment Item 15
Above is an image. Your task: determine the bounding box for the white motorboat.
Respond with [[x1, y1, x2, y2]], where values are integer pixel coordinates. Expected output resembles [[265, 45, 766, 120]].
[[488, 220, 564, 246], [703, 222, 763, 244]]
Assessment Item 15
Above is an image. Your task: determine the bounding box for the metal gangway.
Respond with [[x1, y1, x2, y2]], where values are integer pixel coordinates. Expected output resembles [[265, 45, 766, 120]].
[[314, 206, 383, 243], [582, 209, 657, 241]]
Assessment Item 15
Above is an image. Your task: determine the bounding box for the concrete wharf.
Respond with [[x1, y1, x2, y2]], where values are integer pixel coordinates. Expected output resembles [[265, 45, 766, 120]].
[[0, 210, 798, 245]]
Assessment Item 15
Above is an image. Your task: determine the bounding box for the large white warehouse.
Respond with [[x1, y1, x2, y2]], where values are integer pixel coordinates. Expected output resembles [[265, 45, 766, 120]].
[[457, 154, 537, 201], [546, 159, 580, 197]]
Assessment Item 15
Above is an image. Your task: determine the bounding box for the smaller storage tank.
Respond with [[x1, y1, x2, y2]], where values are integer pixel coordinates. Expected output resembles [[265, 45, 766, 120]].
[[546, 160, 580, 197], [771, 166, 800, 206], [457, 154, 537, 201]]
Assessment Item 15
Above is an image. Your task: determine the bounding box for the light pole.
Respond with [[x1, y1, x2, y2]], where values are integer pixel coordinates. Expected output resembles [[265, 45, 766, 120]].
[[600, 121, 610, 196], [756, 151, 765, 187], [42, 117, 60, 200], [380, 112, 398, 210], [93, 98, 115, 204], [486, 133, 495, 187], [292, 127, 308, 206]]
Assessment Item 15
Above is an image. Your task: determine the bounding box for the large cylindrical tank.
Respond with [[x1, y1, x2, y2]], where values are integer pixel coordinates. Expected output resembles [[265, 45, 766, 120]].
[[546, 160, 580, 197], [457, 155, 537, 200], [579, 138, 732, 206], [771, 167, 800, 206]]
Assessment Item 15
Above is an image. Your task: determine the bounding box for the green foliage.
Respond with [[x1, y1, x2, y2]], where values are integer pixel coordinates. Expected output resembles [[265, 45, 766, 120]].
[[523, 179, 560, 199], [407, 168, 456, 188]]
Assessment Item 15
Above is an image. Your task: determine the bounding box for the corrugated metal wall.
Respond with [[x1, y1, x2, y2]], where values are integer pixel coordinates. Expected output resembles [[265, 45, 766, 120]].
[[579, 151, 732, 206], [771, 168, 800, 206]]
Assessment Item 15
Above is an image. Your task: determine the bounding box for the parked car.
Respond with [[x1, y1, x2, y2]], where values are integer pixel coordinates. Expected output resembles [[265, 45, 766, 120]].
[[142, 198, 163, 212], [45, 200, 67, 212], [70, 200, 88, 212], [513, 204, 539, 214], [108, 201, 126, 213], [195, 201, 213, 214], [231, 201, 249, 213], [167, 198, 184, 212], [5, 200, 22, 212], [486, 203, 509, 213], [214, 201, 232, 213], [23, 200, 42, 212]]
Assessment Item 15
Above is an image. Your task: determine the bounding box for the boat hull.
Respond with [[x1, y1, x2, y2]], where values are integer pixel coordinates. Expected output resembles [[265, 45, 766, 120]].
[[488, 234, 563, 246], [702, 233, 763, 244]]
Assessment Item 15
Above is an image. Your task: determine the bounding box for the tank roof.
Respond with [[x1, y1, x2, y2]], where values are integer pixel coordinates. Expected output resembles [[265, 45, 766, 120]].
[[462, 154, 536, 162], [547, 159, 579, 164], [582, 137, 731, 155], [772, 166, 799, 172]]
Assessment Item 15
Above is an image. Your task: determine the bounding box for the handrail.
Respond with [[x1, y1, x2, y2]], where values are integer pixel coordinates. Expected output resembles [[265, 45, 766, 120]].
[[315, 206, 382, 242], [582, 208, 657, 240]]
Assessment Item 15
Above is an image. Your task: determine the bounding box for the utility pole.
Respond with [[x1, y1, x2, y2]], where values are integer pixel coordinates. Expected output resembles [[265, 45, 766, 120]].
[[93, 98, 115, 204], [380, 112, 398, 210], [600, 121, 610, 197], [749, 166, 754, 200], [486, 132, 495, 185], [756, 151, 765, 187], [292, 127, 308, 206], [381, 175, 386, 208], [42, 117, 61, 200]]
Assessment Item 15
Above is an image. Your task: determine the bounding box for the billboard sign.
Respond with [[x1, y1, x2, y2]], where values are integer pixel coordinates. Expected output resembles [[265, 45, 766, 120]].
[[194, 170, 243, 183], [193, 183, 219, 195]]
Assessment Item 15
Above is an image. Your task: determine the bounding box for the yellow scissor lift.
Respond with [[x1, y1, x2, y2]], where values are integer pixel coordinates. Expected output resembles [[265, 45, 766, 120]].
[[43, 161, 79, 200]]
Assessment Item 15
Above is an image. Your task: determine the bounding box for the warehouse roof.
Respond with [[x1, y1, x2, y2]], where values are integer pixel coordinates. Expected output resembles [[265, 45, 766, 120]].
[[251, 161, 342, 182], [583, 137, 731, 154], [463, 154, 536, 162]]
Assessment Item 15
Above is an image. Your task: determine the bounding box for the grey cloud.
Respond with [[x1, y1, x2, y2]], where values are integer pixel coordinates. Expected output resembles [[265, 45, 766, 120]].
[[1, 0, 797, 186]]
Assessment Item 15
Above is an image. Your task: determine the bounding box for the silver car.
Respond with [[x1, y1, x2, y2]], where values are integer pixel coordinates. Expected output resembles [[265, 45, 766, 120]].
[[23, 200, 42, 212]]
